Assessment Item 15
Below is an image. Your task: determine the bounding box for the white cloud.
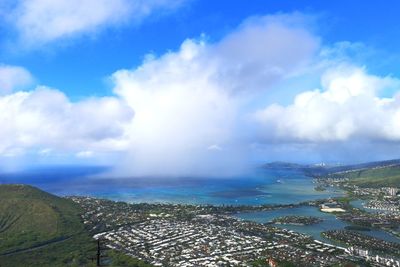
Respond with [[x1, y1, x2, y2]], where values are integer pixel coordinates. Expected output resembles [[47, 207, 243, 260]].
[[0, 64, 33, 94], [108, 14, 319, 176], [254, 65, 400, 143], [111, 41, 240, 176], [0, 13, 326, 175], [0, 87, 133, 156], [76, 150, 94, 158], [38, 148, 52, 156], [2, 11, 399, 172], [0, 13, 319, 175], [211, 13, 319, 92], [9, 12, 392, 174], [6, 0, 186, 47], [207, 144, 222, 151]]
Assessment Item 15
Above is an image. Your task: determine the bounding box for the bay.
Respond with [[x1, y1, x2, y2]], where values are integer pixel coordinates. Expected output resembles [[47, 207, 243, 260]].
[[234, 206, 400, 244]]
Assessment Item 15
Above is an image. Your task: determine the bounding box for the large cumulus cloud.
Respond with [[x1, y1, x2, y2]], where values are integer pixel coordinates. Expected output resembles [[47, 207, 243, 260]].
[[108, 14, 319, 176], [254, 65, 400, 143], [0, 87, 133, 157], [0, 13, 320, 176]]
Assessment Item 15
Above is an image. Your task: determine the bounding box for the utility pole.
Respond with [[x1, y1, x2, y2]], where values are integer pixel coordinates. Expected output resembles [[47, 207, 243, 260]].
[[96, 239, 101, 267]]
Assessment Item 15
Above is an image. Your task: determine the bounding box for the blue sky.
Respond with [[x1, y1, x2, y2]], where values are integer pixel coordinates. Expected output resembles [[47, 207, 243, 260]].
[[1, 0, 400, 175], [2, 0, 400, 97]]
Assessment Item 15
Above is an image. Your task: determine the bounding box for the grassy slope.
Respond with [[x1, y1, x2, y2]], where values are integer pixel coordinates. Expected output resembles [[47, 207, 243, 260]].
[[0, 233, 97, 267], [0, 184, 154, 267], [0, 184, 84, 254], [342, 165, 400, 187]]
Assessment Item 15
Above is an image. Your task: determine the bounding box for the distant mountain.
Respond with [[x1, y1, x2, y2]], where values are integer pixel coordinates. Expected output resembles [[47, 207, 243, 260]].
[[263, 161, 307, 169], [262, 161, 330, 176], [327, 159, 400, 174], [264, 159, 400, 187], [328, 163, 400, 188], [348, 166, 400, 187]]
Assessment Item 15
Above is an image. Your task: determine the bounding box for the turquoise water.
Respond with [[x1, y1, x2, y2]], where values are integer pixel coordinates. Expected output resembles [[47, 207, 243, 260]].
[[1, 167, 342, 205], [88, 170, 343, 205], [234, 206, 400, 244]]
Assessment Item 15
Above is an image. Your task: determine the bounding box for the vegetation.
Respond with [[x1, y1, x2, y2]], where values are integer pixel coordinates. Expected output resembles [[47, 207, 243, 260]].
[[314, 185, 326, 191], [0, 184, 154, 266], [0, 184, 84, 254], [108, 250, 154, 267], [272, 215, 322, 225], [0, 233, 97, 267], [0, 234, 153, 267], [344, 225, 370, 231], [343, 165, 400, 187]]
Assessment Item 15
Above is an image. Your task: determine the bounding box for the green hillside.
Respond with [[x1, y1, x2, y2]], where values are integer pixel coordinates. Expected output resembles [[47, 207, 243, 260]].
[[0, 184, 84, 254], [340, 165, 400, 187], [0, 184, 154, 267]]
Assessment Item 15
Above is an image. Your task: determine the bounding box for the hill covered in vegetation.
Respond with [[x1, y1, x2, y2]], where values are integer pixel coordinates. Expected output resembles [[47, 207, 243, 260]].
[[339, 165, 400, 187], [0, 184, 152, 266], [265, 159, 400, 188], [0, 184, 84, 254]]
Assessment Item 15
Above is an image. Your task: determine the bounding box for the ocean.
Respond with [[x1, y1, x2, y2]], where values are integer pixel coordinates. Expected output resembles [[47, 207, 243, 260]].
[[0, 165, 341, 205]]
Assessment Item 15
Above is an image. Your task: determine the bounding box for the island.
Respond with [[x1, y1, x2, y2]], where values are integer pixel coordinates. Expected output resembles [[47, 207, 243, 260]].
[[272, 215, 323, 225]]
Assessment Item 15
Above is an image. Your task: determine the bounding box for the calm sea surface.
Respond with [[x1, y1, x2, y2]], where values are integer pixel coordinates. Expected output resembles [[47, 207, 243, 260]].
[[0, 166, 341, 205]]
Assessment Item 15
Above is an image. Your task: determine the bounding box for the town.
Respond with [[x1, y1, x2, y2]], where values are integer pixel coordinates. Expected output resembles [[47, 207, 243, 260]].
[[70, 191, 400, 267]]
